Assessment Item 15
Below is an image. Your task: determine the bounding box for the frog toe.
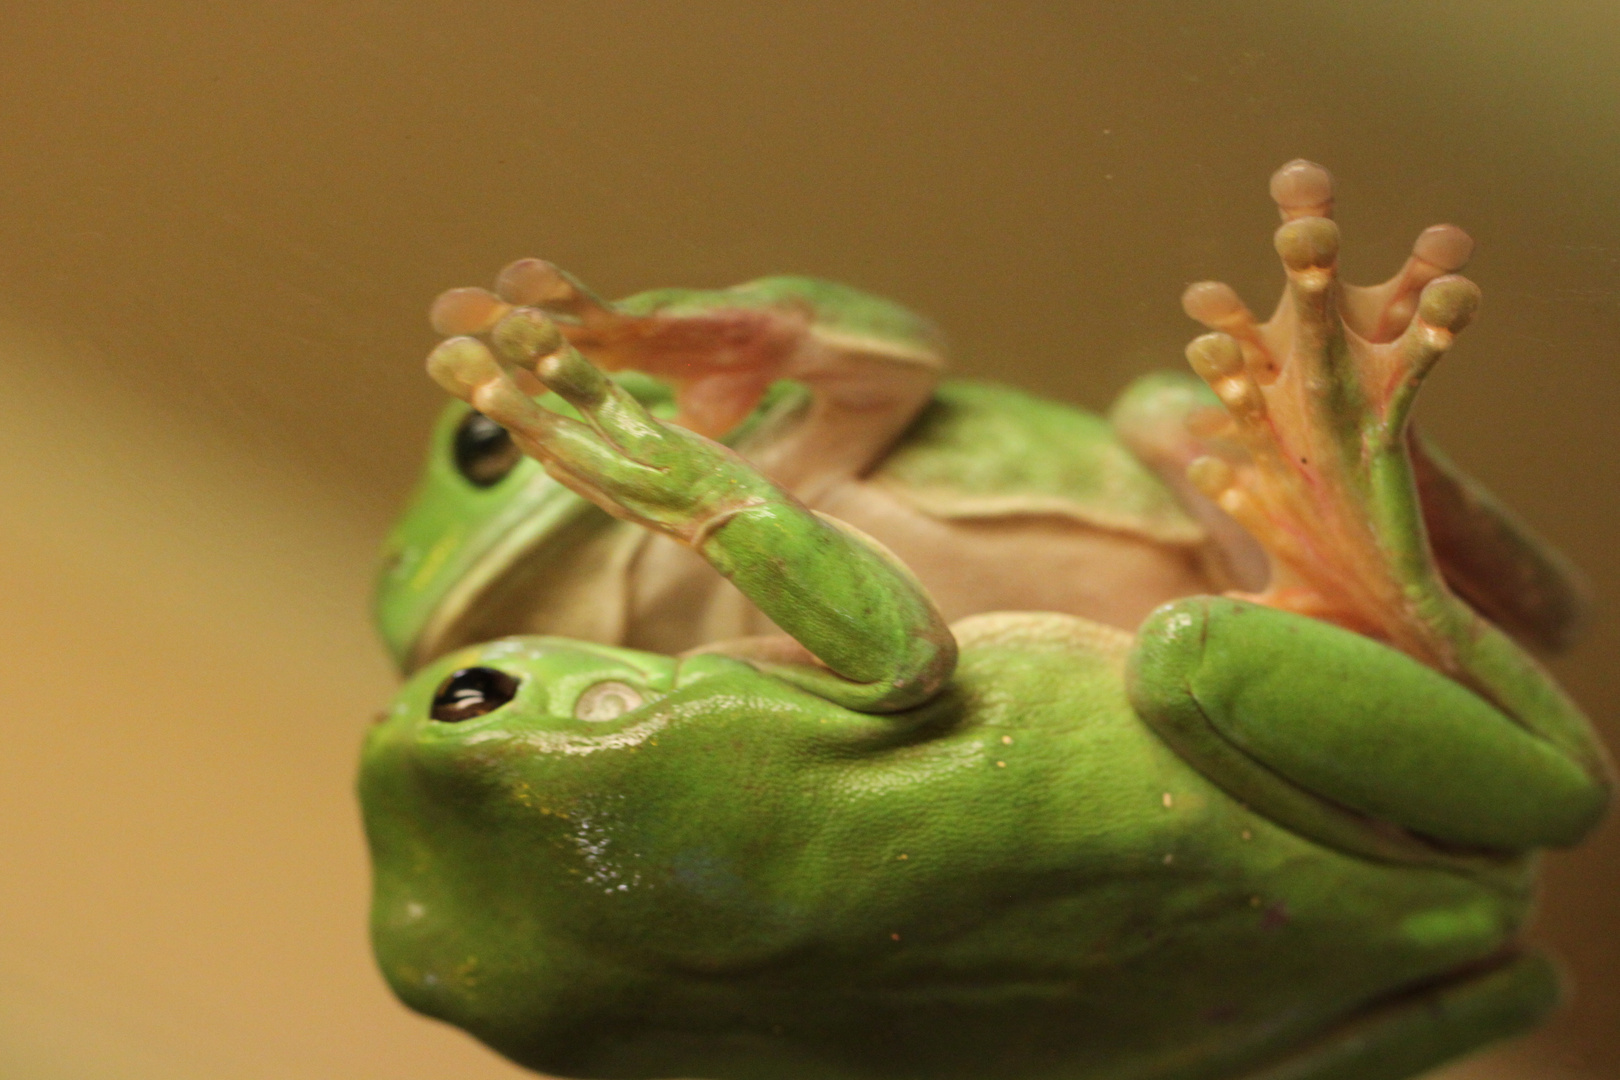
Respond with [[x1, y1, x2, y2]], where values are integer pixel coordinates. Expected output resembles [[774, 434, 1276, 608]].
[[1269, 157, 1335, 221], [490, 306, 566, 367], [1344, 223, 1474, 342], [494, 256, 604, 317], [429, 285, 511, 337]]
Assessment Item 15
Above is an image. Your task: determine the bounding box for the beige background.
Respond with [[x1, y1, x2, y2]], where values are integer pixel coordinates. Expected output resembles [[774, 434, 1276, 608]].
[[0, 4, 1615, 1078]]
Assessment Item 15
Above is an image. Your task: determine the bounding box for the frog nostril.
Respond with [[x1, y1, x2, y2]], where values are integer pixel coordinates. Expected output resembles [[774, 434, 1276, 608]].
[[574, 681, 645, 722], [453, 411, 522, 487], [430, 667, 520, 723]]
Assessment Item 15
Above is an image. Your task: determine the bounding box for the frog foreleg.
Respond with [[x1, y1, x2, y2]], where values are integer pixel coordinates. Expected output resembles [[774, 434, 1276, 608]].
[[425, 312, 955, 713]]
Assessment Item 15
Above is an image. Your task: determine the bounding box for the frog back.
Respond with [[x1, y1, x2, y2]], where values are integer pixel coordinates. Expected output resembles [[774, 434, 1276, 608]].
[[868, 380, 1204, 546]]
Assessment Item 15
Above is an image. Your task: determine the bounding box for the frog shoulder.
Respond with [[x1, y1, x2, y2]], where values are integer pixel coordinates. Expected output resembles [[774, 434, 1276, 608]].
[[870, 380, 1204, 545]]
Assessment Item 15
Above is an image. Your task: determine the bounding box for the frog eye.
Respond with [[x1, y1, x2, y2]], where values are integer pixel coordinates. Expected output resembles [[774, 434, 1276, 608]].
[[430, 667, 520, 722], [573, 681, 645, 722], [453, 411, 522, 487]]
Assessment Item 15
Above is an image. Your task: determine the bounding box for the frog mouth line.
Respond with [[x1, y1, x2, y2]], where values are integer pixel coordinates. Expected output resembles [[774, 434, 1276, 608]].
[[405, 486, 603, 673]]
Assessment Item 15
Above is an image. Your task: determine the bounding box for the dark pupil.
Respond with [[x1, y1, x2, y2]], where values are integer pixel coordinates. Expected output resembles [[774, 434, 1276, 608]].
[[453, 411, 521, 487], [430, 667, 520, 723]]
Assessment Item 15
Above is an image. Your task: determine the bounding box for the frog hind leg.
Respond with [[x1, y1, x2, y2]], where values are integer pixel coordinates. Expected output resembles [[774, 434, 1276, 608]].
[[1107, 371, 1592, 656], [1240, 951, 1560, 1080], [1119, 162, 1589, 655], [1155, 161, 1612, 847], [1129, 597, 1607, 854]]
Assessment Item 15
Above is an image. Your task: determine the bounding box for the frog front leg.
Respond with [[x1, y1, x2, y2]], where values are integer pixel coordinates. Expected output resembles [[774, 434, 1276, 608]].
[[1129, 161, 1611, 855], [424, 310, 955, 713], [429, 260, 945, 501]]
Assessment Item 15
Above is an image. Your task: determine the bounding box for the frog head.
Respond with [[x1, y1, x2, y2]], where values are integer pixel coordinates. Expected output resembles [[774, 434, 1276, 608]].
[[374, 371, 690, 673], [377, 263, 944, 676], [373, 403, 567, 672], [360, 637, 873, 1073]]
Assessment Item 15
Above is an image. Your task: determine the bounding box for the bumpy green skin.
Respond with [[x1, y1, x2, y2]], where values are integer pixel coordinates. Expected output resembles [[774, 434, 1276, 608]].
[[364, 276, 1609, 1080]]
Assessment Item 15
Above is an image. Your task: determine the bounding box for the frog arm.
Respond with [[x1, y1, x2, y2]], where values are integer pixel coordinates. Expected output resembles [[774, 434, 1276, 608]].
[[431, 264, 945, 502], [423, 312, 955, 714], [1128, 596, 1609, 853]]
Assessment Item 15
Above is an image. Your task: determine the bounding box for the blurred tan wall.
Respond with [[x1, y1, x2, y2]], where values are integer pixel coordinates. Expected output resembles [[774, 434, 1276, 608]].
[[0, 4, 1615, 1078]]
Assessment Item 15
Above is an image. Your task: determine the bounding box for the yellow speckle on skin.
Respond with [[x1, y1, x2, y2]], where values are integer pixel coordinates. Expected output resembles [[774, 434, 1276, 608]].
[[1249, 896, 1262, 907], [1001, 735, 1012, 745], [996, 760, 1006, 768], [1162, 792, 1174, 808], [1162, 853, 1174, 865], [408, 529, 464, 591], [897, 853, 909, 860], [1241, 829, 1252, 841]]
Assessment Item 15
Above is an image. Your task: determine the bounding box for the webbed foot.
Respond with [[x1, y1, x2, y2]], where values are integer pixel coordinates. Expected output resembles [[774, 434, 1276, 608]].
[[1171, 161, 1611, 811], [1177, 160, 1481, 669], [427, 261, 946, 500], [433, 258, 808, 438]]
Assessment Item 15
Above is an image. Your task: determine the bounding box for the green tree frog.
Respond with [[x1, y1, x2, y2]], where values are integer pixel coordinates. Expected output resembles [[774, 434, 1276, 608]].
[[361, 162, 1612, 1080]]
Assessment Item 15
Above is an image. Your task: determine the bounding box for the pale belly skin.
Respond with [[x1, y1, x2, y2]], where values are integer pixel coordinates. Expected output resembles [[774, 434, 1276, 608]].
[[380, 377, 1231, 672], [464, 465, 1216, 658]]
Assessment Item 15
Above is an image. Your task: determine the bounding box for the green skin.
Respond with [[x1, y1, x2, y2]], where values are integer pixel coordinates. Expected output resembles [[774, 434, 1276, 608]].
[[362, 277, 1611, 1080]]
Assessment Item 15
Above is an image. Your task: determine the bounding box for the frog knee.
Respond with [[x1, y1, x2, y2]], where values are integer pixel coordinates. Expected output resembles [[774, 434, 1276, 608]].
[[1126, 596, 1220, 721]]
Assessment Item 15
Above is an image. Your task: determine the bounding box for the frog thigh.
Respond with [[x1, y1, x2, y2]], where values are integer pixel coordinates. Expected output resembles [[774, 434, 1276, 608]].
[[1129, 598, 1605, 852], [1240, 951, 1558, 1080]]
